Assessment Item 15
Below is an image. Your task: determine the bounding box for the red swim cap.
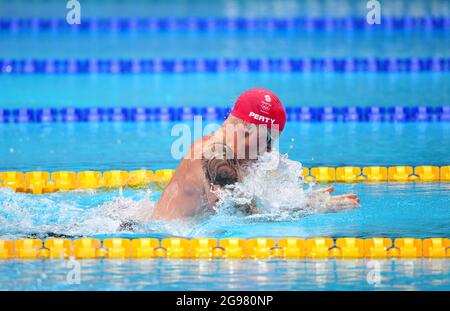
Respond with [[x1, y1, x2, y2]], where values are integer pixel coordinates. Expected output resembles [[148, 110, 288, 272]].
[[230, 88, 286, 132]]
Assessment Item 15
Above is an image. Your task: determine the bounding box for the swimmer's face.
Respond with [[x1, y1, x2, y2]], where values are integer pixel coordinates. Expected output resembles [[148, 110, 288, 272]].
[[222, 117, 279, 161]]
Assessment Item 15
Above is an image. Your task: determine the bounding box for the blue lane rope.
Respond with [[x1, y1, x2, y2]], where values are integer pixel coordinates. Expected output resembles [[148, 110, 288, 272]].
[[1, 17, 450, 32], [1, 58, 449, 74], [0, 106, 449, 123]]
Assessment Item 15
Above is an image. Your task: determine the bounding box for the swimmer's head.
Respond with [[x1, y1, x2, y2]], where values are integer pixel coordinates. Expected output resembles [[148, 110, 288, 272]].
[[230, 88, 286, 133], [203, 156, 240, 187], [218, 88, 285, 160], [222, 117, 274, 161]]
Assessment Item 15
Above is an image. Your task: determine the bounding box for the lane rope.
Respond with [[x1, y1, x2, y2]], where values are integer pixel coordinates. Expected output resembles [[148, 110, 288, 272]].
[[1, 166, 449, 194], [1, 106, 449, 123], [0, 237, 448, 259], [1, 17, 450, 32], [1, 57, 449, 74]]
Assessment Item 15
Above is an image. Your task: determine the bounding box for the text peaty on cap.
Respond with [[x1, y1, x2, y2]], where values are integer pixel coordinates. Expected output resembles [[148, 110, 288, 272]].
[[230, 88, 286, 132]]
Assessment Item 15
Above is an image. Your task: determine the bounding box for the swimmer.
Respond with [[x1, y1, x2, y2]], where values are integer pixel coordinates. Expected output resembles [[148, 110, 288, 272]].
[[150, 88, 360, 220]]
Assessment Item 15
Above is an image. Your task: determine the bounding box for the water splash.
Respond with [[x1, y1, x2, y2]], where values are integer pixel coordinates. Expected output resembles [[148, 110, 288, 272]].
[[0, 187, 156, 239], [0, 152, 338, 239], [212, 151, 332, 221]]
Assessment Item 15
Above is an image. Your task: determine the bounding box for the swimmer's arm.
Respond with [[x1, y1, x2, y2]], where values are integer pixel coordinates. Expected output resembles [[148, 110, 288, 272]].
[[316, 186, 360, 210], [310, 190, 360, 213], [289, 186, 359, 214]]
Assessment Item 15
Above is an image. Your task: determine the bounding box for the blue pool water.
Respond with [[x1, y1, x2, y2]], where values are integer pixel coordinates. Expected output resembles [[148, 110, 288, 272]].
[[1, 0, 449, 291], [1, 122, 449, 171], [1, 74, 450, 109], [1, 0, 449, 19], [0, 259, 448, 291], [0, 181, 449, 290], [2, 31, 450, 59], [1, 183, 449, 239]]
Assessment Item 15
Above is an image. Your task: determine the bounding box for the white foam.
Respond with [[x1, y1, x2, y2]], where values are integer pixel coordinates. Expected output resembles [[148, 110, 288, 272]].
[[0, 152, 345, 238], [212, 151, 332, 221]]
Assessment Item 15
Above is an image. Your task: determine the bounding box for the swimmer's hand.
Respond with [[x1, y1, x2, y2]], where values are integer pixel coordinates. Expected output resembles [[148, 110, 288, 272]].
[[327, 194, 360, 211], [319, 186, 361, 212]]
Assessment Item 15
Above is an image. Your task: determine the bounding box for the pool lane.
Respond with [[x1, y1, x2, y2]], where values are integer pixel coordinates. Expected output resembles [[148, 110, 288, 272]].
[[0, 259, 448, 290], [1, 73, 449, 109], [0, 122, 449, 171], [2, 30, 450, 58], [1, 0, 449, 19], [0, 182, 449, 239]]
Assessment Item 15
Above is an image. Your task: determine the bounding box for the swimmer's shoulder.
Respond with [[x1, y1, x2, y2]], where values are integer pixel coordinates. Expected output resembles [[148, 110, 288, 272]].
[[171, 135, 214, 191], [175, 150, 205, 183], [183, 135, 213, 160], [170, 158, 204, 197]]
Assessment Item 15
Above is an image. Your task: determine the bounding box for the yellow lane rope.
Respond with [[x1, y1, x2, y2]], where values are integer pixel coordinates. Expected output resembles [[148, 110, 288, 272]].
[[1, 237, 448, 260], [0, 166, 449, 194]]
